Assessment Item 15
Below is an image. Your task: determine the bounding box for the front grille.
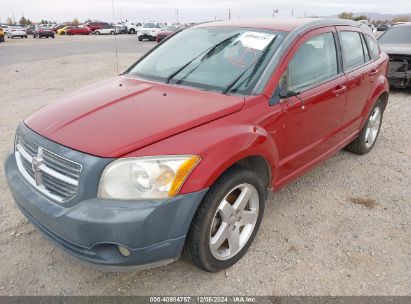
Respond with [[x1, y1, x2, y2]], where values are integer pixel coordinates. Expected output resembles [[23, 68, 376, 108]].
[[14, 131, 82, 203]]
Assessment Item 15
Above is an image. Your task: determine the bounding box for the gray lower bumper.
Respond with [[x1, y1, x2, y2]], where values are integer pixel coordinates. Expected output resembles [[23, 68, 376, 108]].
[[5, 153, 207, 270]]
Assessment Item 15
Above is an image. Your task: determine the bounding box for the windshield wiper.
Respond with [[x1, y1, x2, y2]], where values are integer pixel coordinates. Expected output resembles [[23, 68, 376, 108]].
[[166, 33, 240, 84], [222, 36, 278, 95]]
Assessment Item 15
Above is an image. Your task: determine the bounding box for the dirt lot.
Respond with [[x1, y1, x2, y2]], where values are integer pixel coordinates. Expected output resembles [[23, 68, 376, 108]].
[[0, 36, 410, 296]]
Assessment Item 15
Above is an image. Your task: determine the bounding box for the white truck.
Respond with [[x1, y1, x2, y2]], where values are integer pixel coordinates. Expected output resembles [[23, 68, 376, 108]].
[[124, 21, 142, 34]]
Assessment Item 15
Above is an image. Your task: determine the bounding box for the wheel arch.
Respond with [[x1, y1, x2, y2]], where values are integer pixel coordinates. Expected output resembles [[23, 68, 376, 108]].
[[361, 77, 389, 128]]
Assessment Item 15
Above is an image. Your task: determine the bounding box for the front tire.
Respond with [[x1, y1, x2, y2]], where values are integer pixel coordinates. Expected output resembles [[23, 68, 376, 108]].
[[345, 100, 384, 155], [129, 28, 136, 34], [185, 165, 266, 272]]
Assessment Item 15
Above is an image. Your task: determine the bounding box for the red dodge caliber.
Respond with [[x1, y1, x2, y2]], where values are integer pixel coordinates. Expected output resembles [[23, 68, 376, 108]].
[[5, 19, 389, 272]]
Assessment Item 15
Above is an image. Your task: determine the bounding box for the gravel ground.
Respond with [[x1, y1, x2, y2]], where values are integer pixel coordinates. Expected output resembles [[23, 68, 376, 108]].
[[0, 37, 410, 296]]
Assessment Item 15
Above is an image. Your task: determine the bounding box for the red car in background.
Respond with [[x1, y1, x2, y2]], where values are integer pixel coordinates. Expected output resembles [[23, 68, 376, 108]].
[[156, 25, 179, 42], [66, 26, 92, 35], [84, 22, 110, 32]]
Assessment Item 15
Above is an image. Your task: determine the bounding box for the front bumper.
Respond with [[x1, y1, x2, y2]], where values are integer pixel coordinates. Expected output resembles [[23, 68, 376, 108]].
[[4, 126, 207, 271], [387, 55, 411, 88]]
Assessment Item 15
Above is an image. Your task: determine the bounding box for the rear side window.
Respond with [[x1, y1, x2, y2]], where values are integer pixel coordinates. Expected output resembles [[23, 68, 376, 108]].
[[339, 31, 366, 70], [288, 32, 338, 92], [365, 35, 380, 60]]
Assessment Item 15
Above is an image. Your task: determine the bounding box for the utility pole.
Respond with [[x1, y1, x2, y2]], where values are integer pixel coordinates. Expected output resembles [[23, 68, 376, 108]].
[[12, 11, 15, 25], [228, 9, 231, 20], [292, 9, 294, 17], [175, 9, 179, 24]]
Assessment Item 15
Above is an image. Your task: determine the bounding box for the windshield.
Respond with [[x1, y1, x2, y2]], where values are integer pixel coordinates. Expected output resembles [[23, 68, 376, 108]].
[[143, 23, 160, 28], [378, 26, 411, 44], [128, 27, 286, 94]]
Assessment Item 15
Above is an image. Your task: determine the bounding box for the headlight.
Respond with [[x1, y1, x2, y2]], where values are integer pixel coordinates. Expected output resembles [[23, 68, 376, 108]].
[[98, 155, 201, 200]]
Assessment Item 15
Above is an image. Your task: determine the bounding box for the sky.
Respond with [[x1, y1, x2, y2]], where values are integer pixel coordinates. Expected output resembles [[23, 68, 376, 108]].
[[0, 0, 410, 24]]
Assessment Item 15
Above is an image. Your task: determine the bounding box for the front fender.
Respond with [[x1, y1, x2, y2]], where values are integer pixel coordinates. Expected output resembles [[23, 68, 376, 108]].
[[124, 97, 282, 194]]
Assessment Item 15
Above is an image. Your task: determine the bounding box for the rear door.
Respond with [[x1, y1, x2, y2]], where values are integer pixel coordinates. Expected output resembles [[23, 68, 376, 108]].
[[277, 27, 348, 181], [336, 27, 379, 133]]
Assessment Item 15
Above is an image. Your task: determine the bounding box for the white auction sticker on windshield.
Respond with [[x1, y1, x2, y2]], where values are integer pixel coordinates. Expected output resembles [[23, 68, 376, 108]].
[[235, 32, 276, 50]]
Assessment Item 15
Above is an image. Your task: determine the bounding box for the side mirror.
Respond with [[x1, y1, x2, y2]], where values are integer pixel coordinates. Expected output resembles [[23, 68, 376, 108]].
[[269, 86, 300, 106], [279, 90, 300, 99]]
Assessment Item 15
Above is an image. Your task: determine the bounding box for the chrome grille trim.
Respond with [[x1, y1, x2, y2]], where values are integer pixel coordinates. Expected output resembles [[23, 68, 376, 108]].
[[14, 131, 82, 203]]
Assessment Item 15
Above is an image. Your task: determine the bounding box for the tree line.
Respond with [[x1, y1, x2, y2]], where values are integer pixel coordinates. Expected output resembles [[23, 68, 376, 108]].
[[4, 17, 86, 26], [338, 12, 411, 23]]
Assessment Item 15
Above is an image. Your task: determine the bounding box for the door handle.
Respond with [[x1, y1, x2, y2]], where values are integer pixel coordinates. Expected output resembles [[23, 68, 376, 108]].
[[369, 69, 379, 76], [332, 85, 347, 96]]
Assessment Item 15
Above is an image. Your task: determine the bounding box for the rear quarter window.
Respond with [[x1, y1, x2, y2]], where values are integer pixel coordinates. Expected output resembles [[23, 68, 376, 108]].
[[339, 31, 367, 70], [365, 35, 380, 60]]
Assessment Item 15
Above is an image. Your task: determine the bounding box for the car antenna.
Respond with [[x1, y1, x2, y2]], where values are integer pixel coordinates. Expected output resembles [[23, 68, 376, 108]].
[[112, 0, 119, 74]]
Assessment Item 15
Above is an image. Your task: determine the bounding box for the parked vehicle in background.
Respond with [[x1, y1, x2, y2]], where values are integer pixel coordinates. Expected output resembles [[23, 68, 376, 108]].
[[94, 24, 117, 35], [156, 25, 179, 42], [124, 21, 142, 34], [6, 26, 27, 38], [114, 23, 127, 34], [4, 19, 389, 272], [378, 23, 411, 88], [138, 22, 163, 41], [52, 24, 68, 33], [57, 26, 74, 35], [66, 26, 92, 35], [84, 22, 110, 32], [357, 20, 377, 35], [25, 25, 36, 35], [32, 25, 55, 38], [377, 24, 390, 31], [0, 27, 4, 42], [368, 24, 377, 35]]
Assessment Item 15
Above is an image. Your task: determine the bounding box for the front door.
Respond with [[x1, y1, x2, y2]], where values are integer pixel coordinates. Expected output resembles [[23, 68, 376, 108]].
[[276, 28, 348, 185]]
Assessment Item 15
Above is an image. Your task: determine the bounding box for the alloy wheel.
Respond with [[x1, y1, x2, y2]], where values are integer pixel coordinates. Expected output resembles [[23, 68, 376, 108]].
[[209, 183, 259, 260], [365, 107, 382, 149]]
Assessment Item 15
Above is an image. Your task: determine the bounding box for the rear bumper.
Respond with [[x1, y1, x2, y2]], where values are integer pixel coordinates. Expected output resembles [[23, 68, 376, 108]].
[[5, 152, 207, 271], [139, 34, 156, 39], [38, 33, 54, 37]]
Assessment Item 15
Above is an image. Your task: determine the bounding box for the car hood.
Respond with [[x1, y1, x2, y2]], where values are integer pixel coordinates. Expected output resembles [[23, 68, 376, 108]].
[[379, 43, 411, 56], [25, 76, 245, 158]]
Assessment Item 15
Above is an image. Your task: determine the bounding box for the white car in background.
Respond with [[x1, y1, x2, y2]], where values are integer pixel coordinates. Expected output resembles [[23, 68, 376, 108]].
[[124, 21, 142, 34], [7, 26, 27, 38], [94, 24, 117, 35], [137, 22, 163, 41]]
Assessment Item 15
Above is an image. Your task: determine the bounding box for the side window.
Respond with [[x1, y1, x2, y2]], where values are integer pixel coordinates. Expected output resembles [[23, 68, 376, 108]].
[[288, 32, 338, 92], [365, 35, 380, 60], [360, 34, 371, 61], [339, 31, 366, 70]]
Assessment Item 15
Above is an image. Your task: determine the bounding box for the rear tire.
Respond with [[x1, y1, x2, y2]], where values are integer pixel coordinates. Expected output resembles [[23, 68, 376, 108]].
[[345, 100, 384, 155], [129, 28, 136, 34], [110, 31, 115, 35], [184, 165, 266, 272], [138, 37, 143, 41]]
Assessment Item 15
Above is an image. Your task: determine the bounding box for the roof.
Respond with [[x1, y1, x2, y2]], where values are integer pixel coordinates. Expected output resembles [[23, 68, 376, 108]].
[[195, 18, 360, 32]]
